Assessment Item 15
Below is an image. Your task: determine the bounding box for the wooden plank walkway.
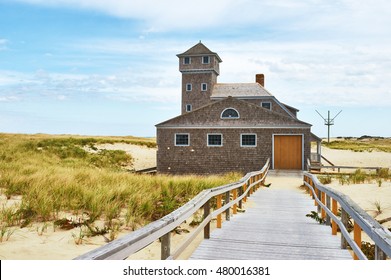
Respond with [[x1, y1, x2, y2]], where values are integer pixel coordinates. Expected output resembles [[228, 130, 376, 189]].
[[190, 172, 352, 260]]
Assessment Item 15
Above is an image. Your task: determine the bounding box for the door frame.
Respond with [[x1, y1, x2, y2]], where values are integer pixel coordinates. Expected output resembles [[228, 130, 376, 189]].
[[272, 134, 304, 170]]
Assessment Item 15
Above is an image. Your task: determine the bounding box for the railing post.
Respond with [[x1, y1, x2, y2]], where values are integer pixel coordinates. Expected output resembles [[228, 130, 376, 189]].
[[243, 183, 247, 202], [353, 222, 362, 260], [233, 188, 238, 214], [332, 198, 338, 235], [225, 191, 230, 221], [248, 178, 252, 197], [217, 194, 222, 228], [326, 194, 331, 226], [239, 185, 243, 209], [341, 208, 349, 249], [375, 245, 387, 260], [321, 191, 326, 220], [203, 199, 210, 239], [161, 232, 171, 260], [317, 189, 321, 213]]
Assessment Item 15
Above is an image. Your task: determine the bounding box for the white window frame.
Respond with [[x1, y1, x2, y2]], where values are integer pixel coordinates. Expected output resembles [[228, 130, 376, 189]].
[[240, 133, 257, 147], [201, 83, 207, 91], [207, 133, 223, 147], [175, 133, 190, 146], [220, 108, 240, 119], [186, 83, 192, 91], [261, 101, 272, 110], [186, 104, 192, 112], [183, 57, 191, 65], [202, 56, 210, 64]]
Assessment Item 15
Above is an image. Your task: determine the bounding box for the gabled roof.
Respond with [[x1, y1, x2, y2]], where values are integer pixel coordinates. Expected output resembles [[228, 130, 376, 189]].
[[211, 83, 272, 98], [156, 96, 311, 128], [177, 42, 222, 62]]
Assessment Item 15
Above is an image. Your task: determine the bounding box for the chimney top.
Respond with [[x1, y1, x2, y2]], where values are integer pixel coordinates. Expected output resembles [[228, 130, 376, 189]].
[[256, 74, 265, 87]]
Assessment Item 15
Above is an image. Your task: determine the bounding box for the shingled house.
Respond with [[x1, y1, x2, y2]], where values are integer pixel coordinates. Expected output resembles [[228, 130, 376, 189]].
[[156, 42, 320, 175]]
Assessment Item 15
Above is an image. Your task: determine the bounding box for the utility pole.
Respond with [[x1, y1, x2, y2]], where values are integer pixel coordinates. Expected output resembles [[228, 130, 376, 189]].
[[316, 110, 342, 143]]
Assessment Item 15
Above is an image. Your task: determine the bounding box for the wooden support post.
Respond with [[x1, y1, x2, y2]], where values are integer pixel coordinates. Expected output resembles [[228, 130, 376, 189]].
[[233, 189, 237, 214], [249, 178, 253, 196], [375, 245, 387, 260], [203, 199, 210, 239], [321, 192, 326, 220], [243, 183, 247, 203], [326, 195, 331, 226], [238, 186, 243, 209], [332, 198, 338, 235], [353, 222, 362, 260], [161, 232, 171, 260], [341, 208, 349, 249], [225, 191, 230, 221], [217, 194, 222, 228], [317, 189, 321, 213]]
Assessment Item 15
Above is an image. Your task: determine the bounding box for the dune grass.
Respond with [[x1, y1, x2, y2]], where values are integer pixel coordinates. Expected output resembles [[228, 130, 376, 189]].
[[323, 138, 391, 153], [0, 134, 241, 239]]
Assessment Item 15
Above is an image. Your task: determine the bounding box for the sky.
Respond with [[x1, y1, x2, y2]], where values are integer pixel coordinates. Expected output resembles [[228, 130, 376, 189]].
[[0, 0, 391, 138]]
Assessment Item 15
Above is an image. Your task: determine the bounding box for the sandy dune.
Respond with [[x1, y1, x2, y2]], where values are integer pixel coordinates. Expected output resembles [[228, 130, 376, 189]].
[[0, 144, 390, 260]]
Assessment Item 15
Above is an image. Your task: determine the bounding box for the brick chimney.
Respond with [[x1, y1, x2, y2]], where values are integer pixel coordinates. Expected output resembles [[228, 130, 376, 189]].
[[256, 74, 264, 87]]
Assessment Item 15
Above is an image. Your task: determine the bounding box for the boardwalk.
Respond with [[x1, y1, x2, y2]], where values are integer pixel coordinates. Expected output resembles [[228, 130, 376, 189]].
[[190, 171, 352, 260]]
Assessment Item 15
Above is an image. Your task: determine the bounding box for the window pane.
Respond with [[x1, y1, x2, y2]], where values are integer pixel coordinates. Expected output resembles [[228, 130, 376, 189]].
[[203, 56, 210, 64], [176, 134, 189, 146], [184, 57, 190, 64], [261, 102, 271, 110], [186, 83, 192, 91], [201, 83, 207, 91], [208, 134, 222, 146], [221, 108, 239, 118], [241, 134, 256, 146]]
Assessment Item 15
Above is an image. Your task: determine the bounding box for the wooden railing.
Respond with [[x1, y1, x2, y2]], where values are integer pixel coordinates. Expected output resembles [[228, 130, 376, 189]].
[[303, 172, 391, 260], [75, 159, 270, 260]]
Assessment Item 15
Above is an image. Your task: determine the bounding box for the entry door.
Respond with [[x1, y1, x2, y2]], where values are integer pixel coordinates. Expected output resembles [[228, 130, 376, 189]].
[[273, 135, 303, 170]]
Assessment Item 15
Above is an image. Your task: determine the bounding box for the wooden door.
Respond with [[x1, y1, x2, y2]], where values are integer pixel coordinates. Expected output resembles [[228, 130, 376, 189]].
[[274, 135, 302, 170]]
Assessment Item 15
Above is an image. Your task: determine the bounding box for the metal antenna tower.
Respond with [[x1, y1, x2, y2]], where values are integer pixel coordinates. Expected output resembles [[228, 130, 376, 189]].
[[315, 110, 342, 143]]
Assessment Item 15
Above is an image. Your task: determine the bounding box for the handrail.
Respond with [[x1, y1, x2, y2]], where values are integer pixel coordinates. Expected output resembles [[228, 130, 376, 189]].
[[303, 172, 391, 260], [75, 159, 270, 260]]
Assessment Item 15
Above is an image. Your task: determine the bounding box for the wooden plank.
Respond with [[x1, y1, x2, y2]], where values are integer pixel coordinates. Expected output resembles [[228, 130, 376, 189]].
[[216, 194, 222, 228], [190, 187, 352, 260], [353, 222, 362, 260]]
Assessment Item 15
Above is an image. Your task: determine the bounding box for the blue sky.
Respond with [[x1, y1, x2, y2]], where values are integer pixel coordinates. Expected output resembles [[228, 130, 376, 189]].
[[1, 0, 390, 137]]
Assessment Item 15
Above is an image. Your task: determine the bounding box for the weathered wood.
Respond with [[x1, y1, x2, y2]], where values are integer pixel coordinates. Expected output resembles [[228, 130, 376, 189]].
[[225, 191, 230, 221], [191, 187, 351, 260], [217, 194, 222, 228], [161, 232, 171, 260], [375, 245, 387, 260], [353, 222, 362, 260], [340, 209, 349, 249], [326, 194, 331, 226], [321, 192, 326, 220], [304, 172, 391, 259], [203, 200, 210, 239], [233, 189, 237, 214]]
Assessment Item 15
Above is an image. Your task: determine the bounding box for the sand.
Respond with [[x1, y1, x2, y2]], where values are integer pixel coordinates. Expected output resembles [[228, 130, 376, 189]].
[[1, 143, 390, 259]]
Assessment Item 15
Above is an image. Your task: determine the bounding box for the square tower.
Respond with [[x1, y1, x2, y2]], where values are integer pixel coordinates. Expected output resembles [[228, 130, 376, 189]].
[[177, 42, 222, 114]]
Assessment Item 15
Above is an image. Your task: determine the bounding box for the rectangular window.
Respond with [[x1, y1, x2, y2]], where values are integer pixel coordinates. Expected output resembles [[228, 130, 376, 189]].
[[186, 83, 192, 91], [207, 134, 223, 147], [175, 133, 189, 146], [186, 104, 192, 112], [261, 102, 272, 110], [201, 83, 207, 91], [202, 56, 210, 64], [241, 134, 257, 147], [184, 57, 191, 65]]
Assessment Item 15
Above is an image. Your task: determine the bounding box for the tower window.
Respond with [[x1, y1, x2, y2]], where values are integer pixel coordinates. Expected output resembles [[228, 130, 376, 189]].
[[183, 57, 191, 65], [261, 102, 272, 110], [221, 108, 240, 119], [186, 104, 192, 112], [201, 83, 207, 91], [202, 56, 210, 64], [186, 83, 192, 91]]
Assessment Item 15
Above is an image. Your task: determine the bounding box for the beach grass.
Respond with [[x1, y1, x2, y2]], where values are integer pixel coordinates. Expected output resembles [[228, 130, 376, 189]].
[[0, 133, 241, 236], [323, 138, 391, 153]]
